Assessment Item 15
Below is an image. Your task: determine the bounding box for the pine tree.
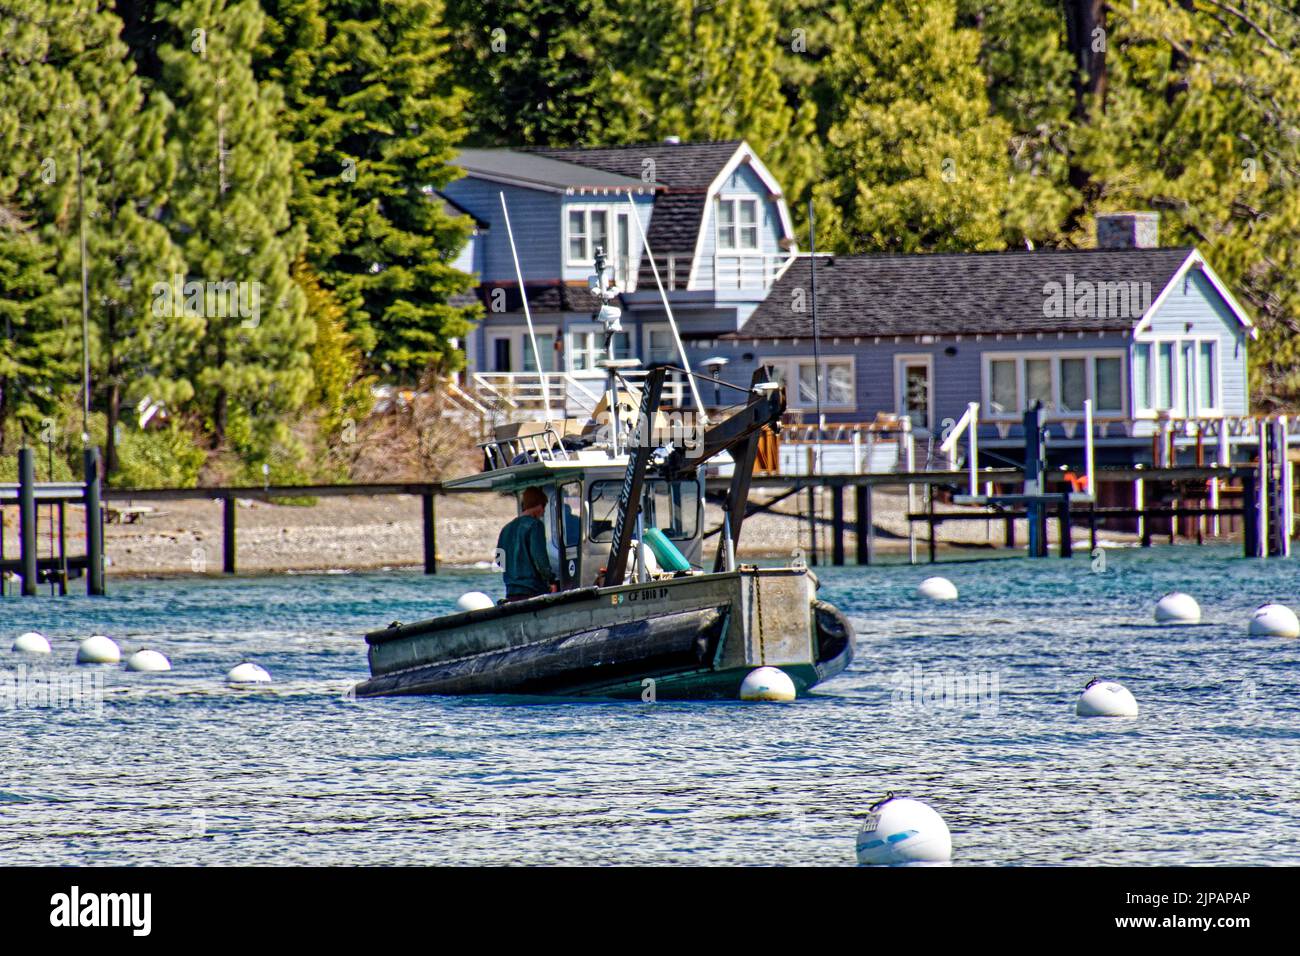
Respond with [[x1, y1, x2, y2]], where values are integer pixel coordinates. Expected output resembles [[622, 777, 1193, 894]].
[[156, 0, 313, 455], [0, 0, 190, 471], [813, 0, 1011, 254], [960, 0, 1079, 247], [256, 0, 480, 378], [598, 0, 821, 235], [1064, 2, 1300, 405], [0, 212, 70, 452], [444, 0, 618, 147]]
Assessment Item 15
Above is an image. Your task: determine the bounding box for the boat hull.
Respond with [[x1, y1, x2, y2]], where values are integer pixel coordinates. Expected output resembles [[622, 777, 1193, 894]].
[[354, 568, 854, 700]]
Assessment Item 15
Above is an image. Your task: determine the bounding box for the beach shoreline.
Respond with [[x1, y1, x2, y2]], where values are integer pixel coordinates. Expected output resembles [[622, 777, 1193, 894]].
[[2, 487, 1156, 581]]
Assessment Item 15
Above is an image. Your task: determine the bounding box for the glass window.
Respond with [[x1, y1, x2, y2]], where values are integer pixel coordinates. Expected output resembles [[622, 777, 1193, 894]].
[[605, 331, 630, 362], [588, 480, 699, 543], [738, 200, 758, 250], [826, 363, 853, 405], [717, 201, 736, 251], [903, 362, 930, 427], [522, 333, 555, 372], [491, 337, 512, 373], [1180, 341, 1194, 415], [1157, 343, 1174, 408], [568, 330, 593, 371], [1199, 341, 1216, 409], [1134, 344, 1151, 409], [567, 210, 587, 262], [644, 479, 700, 541], [1026, 358, 1052, 407], [648, 329, 675, 364], [590, 210, 608, 259], [797, 363, 819, 406], [990, 359, 1017, 414], [616, 213, 631, 283], [1095, 356, 1123, 412], [1060, 357, 1087, 412]]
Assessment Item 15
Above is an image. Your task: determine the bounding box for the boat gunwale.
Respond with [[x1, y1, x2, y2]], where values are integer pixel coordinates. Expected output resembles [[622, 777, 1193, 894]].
[[364, 565, 811, 646]]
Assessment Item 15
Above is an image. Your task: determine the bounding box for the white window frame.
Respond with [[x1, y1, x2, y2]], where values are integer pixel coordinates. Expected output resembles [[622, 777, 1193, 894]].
[[716, 196, 760, 252], [642, 323, 680, 366], [564, 205, 615, 267], [980, 350, 1129, 421], [761, 355, 857, 412], [566, 323, 629, 377], [1131, 335, 1223, 418], [894, 353, 935, 431], [485, 325, 560, 374]]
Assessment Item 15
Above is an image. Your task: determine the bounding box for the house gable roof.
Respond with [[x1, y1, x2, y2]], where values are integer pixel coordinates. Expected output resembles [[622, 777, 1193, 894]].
[[731, 247, 1242, 340], [528, 141, 745, 191], [533, 141, 794, 291], [452, 148, 655, 193]]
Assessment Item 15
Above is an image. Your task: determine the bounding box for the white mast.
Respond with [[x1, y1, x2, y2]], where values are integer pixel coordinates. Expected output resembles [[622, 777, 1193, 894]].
[[625, 190, 708, 424], [499, 191, 553, 425]]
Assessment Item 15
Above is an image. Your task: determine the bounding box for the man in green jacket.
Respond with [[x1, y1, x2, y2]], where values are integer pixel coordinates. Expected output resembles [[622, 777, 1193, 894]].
[[497, 486, 557, 601]]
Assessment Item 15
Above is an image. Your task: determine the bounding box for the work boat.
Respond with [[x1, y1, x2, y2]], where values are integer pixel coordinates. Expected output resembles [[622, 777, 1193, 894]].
[[353, 364, 855, 700]]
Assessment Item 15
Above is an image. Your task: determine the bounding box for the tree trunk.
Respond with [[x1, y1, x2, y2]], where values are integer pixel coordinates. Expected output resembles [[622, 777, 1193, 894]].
[[1062, 0, 1109, 221], [105, 304, 120, 478]]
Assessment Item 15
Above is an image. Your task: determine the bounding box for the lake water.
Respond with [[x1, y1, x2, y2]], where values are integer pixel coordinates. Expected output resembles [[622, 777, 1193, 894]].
[[2, 545, 1297, 866]]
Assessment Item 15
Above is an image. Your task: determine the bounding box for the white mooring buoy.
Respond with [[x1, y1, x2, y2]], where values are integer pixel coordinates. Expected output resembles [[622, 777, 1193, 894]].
[[739, 666, 796, 702], [456, 591, 495, 613], [1154, 592, 1201, 624], [11, 631, 51, 655], [1076, 678, 1138, 717], [917, 577, 958, 601], [856, 794, 952, 865], [126, 650, 172, 673], [77, 635, 121, 665], [1247, 603, 1300, 639], [227, 661, 272, 684]]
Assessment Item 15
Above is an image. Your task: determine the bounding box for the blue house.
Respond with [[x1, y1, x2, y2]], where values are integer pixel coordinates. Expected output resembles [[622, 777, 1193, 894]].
[[440, 142, 1258, 469], [439, 140, 797, 413], [718, 212, 1258, 468]]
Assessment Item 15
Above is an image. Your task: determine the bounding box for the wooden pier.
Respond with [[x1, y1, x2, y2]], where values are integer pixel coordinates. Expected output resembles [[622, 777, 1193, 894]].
[[0, 454, 1289, 596]]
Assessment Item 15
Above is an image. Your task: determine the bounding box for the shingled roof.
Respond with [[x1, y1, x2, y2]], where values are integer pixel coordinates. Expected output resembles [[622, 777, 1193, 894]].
[[528, 141, 744, 191], [453, 148, 652, 192], [733, 247, 1200, 339]]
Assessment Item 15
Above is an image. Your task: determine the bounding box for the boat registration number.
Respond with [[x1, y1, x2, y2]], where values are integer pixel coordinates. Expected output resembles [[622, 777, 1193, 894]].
[[612, 587, 670, 605]]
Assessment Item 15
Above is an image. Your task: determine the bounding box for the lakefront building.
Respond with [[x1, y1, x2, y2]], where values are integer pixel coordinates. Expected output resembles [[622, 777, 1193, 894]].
[[440, 139, 797, 414], [442, 141, 1256, 469]]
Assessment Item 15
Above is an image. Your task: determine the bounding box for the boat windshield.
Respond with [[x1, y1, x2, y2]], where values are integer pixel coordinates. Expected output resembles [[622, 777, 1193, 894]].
[[588, 479, 700, 542]]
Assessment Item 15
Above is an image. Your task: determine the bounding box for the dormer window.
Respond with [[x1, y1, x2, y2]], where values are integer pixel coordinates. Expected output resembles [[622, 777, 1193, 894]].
[[717, 198, 758, 251]]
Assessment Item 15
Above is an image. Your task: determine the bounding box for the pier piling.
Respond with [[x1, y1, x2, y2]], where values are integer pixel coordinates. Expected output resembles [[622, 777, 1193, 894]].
[[18, 448, 37, 596], [423, 492, 438, 574], [831, 486, 844, 566], [84, 447, 104, 595], [223, 496, 237, 574], [854, 486, 873, 565]]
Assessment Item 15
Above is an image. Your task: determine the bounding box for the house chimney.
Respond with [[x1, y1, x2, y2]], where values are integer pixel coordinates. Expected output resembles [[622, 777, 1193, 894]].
[[1096, 211, 1159, 249], [663, 135, 681, 145]]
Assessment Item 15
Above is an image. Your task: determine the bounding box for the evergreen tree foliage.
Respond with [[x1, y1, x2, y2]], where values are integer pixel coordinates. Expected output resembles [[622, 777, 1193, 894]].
[[256, 0, 480, 377], [156, 0, 312, 455], [813, 0, 1011, 253]]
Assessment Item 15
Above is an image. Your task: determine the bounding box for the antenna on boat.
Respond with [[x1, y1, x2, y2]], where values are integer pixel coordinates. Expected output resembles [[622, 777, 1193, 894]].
[[499, 191, 554, 426], [809, 200, 825, 460], [624, 190, 708, 425]]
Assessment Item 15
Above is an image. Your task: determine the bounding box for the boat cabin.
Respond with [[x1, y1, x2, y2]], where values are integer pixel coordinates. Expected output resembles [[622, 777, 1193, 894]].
[[444, 443, 705, 591]]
